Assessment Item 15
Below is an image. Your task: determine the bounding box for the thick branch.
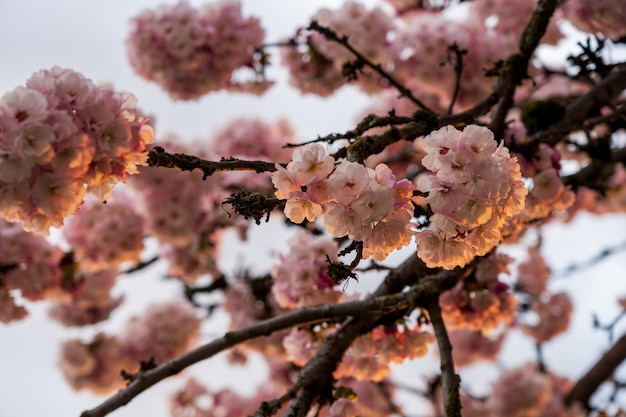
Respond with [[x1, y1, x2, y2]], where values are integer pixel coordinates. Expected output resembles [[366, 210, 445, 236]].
[[562, 64, 626, 126], [81, 273, 448, 417], [428, 300, 461, 417], [147, 146, 279, 180], [565, 332, 626, 407], [259, 255, 472, 417], [563, 146, 626, 189], [489, 0, 560, 138]]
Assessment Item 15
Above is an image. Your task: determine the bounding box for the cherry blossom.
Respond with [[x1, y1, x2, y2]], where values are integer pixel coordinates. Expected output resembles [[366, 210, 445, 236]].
[[62, 196, 144, 270], [127, 1, 268, 100], [282, 1, 394, 95], [416, 125, 527, 269], [272, 144, 415, 262], [0, 67, 153, 234]]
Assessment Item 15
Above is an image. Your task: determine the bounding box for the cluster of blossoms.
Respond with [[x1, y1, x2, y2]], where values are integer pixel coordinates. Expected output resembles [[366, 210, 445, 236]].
[[170, 373, 394, 417], [170, 378, 265, 417], [389, 9, 506, 108], [517, 143, 575, 222], [415, 125, 527, 270], [439, 252, 518, 334], [447, 328, 505, 367], [516, 246, 573, 344], [272, 143, 415, 262], [0, 216, 130, 326], [128, 139, 246, 283], [279, 0, 561, 109], [522, 291, 573, 344], [222, 279, 290, 359], [469, 0, 562, 46], [0, 67, 153, 234], [281, 1, 394, 96], [58, 300, 200, 393], [335, 324, 434, 382], [271, 229, 340, 309], [0, 219, 63, 322], [461, 363, 584, 417], [169, 364, 297, 417], [62, 196, 144, 270], [48, 268, 122, 327], [284, 323, 434, 383], [127, 1, 269, 100]]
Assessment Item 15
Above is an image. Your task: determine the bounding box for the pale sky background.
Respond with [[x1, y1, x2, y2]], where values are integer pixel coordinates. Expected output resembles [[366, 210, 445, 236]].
[[1, 1, 626, 417]]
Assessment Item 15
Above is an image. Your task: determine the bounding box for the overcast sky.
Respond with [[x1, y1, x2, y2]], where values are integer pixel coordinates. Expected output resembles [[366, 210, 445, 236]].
[[1, 1, 626, 417]]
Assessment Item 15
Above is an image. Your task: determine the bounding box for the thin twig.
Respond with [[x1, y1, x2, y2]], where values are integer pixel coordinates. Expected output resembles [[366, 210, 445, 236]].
[[147, 146, 280, 180], [308, 21, 434, 113], [446, 43, 467, 115], [557, 237, 626, 278], [122, 256, 159, 274]]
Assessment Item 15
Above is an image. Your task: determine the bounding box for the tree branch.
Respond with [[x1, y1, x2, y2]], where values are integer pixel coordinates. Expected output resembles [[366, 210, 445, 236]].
[[147, 146, 279, 180], [489, 0, 561, 138], [427, 300, 461, 417], [256, 255, 473, 417], [308, 21, 434, 113], [81, 269, 457, 417], [561, 64, 626, 127], [565, 332, 626, 408]]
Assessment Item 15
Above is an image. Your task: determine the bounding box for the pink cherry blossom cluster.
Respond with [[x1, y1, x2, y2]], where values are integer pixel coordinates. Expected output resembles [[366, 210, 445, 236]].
[[119, 300, 201, 364], [560, 0, 626, 39], [336, 324, 434, 382], [59, 300, 200, 394], [222, 280, 290, 359], [517, 144, 575, 221], [282, 326, 328, 367], [170, 378, 263, 417], [48, 268, 122, 327], [127, 1, 269, 100], [516, 246, 573, 344], [439, 252, 518, 334], [284, 322, 434, 383], [469, 0, 562, 46], [62, 197, 144, 270], [128, 156, 210, 245], [222, 280, 262, 330], [211, 118, 295, 191], [415, 125, 527, 270], [447, 328, 505, 368], [473, 363, 585, 417], [271, 229, 340, 309], [0, 218, 63, 322], [517, 245, 551, 297], [282, 1, 394, 96], [128, 139, 246, 283], [272, 143, 415, 262], [282, 1, 564, 109], [390, 10, 508, 108], [0, 67, 153, 234], [522, 291, 573, 344], [58, 333, 127, 394], [169, 374, 392, 417]]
